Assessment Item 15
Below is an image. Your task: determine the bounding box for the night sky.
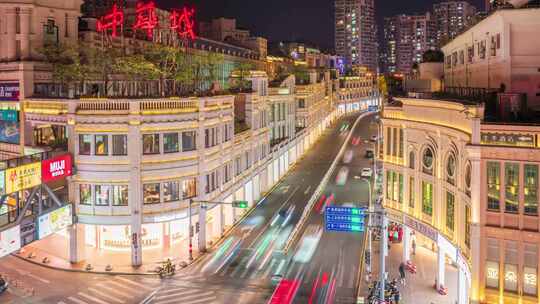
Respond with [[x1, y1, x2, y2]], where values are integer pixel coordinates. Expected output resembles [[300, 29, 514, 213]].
[[157, 0, 486, 51]]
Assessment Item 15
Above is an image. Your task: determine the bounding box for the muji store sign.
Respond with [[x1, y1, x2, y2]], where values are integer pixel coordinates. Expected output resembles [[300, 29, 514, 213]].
[[97, 0, 196, 40]]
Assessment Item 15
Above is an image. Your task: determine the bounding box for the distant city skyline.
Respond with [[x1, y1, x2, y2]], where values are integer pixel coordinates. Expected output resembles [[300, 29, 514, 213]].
[[157, 0, 485, 51]]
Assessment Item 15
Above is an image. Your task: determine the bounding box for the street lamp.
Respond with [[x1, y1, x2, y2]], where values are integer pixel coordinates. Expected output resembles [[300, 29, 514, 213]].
[[361, 178, 372, 273]]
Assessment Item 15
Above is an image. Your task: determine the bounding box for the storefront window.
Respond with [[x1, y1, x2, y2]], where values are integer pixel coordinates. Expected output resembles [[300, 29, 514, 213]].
[[446, 192, 455, 231], [182, 178, 197, 199], [422, 147, 434, 175], [182, 131, 197, 152], [80, 184, 92, 205], [95, 135, 108, 155], [486, 260, 500, 289], [163, 133, 179, 153], [504, 264, 518, 292], [95, 185, 110, 206], [112, 135, 127, 156], [163, 181, 180, 202], [446, 153, 456, 185], [143, 134, 160, 154], [422, 181, 433, 216], [409, 177, 415, 209], [505, 163, 519, 213], [487, 162, 500, 211], [79, 134, 92, 155], [524, 164, 538, 215], [112, 185, 128, 206], [524, 267, 538, 296], [143, 183, 160, 204]]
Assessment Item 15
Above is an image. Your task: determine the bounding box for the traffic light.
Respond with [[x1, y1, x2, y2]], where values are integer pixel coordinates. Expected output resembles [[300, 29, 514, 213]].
[[232, 200, 248, 208]]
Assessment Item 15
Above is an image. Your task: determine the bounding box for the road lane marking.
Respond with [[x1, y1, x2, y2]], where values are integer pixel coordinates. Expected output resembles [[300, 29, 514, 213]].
[[107, 280, 145, 293], [67, 296, 89, 304], [27, 273, 50, 284], [230, 256, 249, 277], [78, 292, 109, 304], [183, 296, 218, 304], [115, 276, 153, 290], [347, 265, 357, 289], [304, 185, 311, 195], [87, 288, 125, 303], [96, 283, 134, 298], [155, 289, 200, 300], [154, 291, 214, 304]]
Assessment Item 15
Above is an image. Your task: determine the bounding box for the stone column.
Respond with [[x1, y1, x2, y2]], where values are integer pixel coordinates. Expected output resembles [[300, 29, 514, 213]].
[[468, 146, 482, 302], [19, 8, 31, 60], [128, 106, 143, 267], [4, 8, 17, 60], [437, 246, 446, 288], [458, 267, 468, 304], [198, 205, 207, 253], [69, 223, 86, 263], [403, 225, 411, 263]]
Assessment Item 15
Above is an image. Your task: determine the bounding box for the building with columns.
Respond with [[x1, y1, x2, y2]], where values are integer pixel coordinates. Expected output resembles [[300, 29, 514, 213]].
[[381, 97, 540, 303]]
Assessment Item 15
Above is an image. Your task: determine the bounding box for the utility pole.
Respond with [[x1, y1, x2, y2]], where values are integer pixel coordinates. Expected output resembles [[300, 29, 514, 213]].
[[188, 199, 193, 261], [380, 212, 388, 303]]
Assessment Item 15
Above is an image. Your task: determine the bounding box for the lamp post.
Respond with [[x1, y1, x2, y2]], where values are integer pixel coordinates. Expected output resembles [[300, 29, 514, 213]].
[[361, 178, 372, 273]]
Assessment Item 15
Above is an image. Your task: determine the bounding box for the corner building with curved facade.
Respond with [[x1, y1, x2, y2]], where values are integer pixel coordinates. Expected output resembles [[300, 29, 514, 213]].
[[381, 97, 540, 304]]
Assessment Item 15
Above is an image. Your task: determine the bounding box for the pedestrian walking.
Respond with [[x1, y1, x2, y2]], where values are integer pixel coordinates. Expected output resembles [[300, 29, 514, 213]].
[[398, 262, 406, 285], [394, 291, 401, 304]]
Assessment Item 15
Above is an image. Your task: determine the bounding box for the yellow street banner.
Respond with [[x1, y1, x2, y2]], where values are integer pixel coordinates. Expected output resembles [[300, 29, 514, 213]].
[[6, 162, 41, 194]]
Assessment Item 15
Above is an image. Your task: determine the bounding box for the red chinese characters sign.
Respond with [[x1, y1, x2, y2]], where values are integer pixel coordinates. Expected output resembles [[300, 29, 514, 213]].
[[170, 7, 196, 40], [41, 154, 73, 183], [97, 1, 196, 40], [97, 4, 124, 38], [132, 0, 159, 39]]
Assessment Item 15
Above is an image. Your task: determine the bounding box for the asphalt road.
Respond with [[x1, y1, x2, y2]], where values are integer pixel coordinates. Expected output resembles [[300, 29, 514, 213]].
[[146, 111, 378, 304]]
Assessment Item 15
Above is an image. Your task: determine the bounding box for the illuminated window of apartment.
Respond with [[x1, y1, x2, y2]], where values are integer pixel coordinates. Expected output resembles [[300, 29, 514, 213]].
[[79, 134, 92, 155], [409, 177, 415, 209], [504, 163, 519, 214], [398, 173, 403, 204], [524, 164, 538, 216], [163, 133, 179, 153], [112, 135, 127, 156], [409, 151, 415, 169], [485, 238, 500, 289], [79, 184, 92, 205], [446, 192, 455, 232], [523, 243, 538, 296], [163, 181, 180, 202], [182, 131, 197, 151], [504, 241, 519, 293], [446, 153, 456, 185], [182, 178, 197, 199], [422, 181, 433, 216], [95, 185, 111, 206], [143, 134, 160, 154], [94, 135, 108, 155], [487, 162, 500, 211], [422, 147, 434, 175], [143, 183, 160, 204], [112, 185, 128, 206]]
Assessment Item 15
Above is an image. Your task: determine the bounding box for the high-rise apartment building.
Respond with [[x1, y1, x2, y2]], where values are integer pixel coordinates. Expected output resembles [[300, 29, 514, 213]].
[[433, 1, 477, 47], [334, 0, 378, 72], [383, 13, 437, 74]]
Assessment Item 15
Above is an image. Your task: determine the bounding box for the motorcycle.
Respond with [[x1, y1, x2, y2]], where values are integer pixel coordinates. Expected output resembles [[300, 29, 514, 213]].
[[0, 276, 8, 294], [156, 260, 176, 278]]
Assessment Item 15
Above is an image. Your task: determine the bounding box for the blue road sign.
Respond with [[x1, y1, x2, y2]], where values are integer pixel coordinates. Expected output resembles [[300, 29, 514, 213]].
[[325, 206, 367, 233], [368, 105, 378, 112]]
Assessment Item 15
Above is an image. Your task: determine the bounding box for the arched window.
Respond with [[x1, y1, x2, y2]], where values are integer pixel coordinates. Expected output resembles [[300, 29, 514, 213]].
[[465, 161, 472, 196], [409, 151, 415, 169], [446, 153, 457, 185], [422, 146, 435, 175]]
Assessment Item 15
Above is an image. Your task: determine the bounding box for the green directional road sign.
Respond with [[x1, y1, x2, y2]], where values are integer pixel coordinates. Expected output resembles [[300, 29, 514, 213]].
[[232, 200, 248, 208]]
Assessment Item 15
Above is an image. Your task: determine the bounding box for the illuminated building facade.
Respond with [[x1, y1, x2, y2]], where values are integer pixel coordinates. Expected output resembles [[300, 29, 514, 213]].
[[432, 1, 477, 47], [334, 0, 378, 71]]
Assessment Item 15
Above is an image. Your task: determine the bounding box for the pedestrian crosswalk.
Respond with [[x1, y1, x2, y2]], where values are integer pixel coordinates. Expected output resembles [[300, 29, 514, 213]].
[[58, 276, 160, 304], [149, 285, 218, 304]]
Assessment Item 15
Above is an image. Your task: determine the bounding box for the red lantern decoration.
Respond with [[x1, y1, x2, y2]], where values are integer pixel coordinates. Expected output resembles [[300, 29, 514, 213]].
[[170, 7, 196, 40], [132, 0, 159, 39], [97, 4, 124, 38]]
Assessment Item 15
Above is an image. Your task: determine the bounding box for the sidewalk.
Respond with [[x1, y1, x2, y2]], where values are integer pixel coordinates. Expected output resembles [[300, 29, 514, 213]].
[[359, 240, 459, 304], [13, 233, 204, 275]]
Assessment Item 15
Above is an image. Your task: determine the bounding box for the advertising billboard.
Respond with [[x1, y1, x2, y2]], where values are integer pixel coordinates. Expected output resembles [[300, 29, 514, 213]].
[[42, 154, 73, 183], [0, 120, 20, 144], [38, 204, 73, 239], [0, 225, 21, 258], [5, 162, 42, 194], [0, 83, 20, 101]]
